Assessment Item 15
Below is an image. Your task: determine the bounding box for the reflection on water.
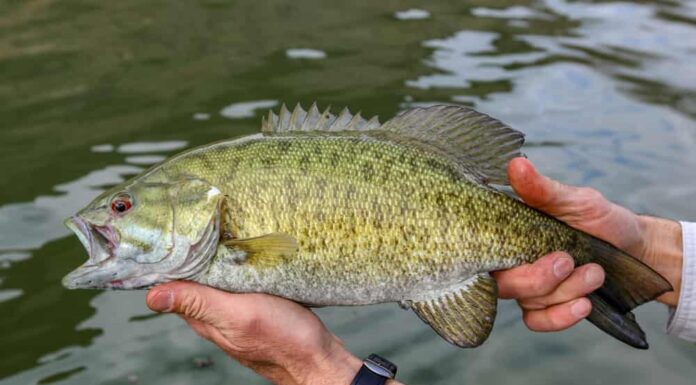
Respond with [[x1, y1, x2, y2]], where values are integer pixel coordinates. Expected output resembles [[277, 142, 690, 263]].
[[0, 0, 695, 384], [285, 49, 327, 60], [0, 289, 22, 303], [192, 112, 211, 121], [394, 9, 431, 21], [90, 144, 115, 153], [124, 155, 167, 166], [117, 141, 189, 154], [220, 100, 279, 119], [471, 5, 549, 20]]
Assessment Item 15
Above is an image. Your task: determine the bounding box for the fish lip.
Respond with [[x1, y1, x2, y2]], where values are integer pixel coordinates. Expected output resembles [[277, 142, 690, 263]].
[[65, 216, 93, 256], [61, 264, 99, 289], [61, 261, 153, 290]]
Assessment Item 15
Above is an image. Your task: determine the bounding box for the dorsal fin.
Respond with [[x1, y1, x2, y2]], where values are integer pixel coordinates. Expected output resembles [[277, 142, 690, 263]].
[[261, 103, 525, 185], [261, 102, 381, 134], [380, 106, 525, 185]]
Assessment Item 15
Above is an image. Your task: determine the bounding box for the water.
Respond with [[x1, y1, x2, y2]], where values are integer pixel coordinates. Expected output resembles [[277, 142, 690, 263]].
[[1, 1, 695, 384]]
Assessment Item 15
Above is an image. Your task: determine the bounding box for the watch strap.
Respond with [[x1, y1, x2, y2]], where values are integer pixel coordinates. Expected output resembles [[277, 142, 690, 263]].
[[365, 354, 397, 378], [350, 364, 389, 385], [350, 354, 396, 385]]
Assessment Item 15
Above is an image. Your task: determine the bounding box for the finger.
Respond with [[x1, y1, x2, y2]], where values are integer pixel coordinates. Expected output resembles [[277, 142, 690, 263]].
[[507, 157, 615, 222], [493, 252, 574, 299], [518, 263, 605, 310], [523, 297, 592, 332], [507, 158, 578, 212]]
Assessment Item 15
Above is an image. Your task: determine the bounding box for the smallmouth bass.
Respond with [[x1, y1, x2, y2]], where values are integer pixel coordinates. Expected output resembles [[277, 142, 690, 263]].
[[63, 104, 671, 348]]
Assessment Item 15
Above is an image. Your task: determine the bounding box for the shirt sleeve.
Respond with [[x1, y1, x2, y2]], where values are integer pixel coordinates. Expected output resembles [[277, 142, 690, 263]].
[[666, 221, 696, 342]]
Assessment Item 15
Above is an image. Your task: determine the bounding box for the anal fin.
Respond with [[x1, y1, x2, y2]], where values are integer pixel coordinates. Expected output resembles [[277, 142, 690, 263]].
[[403, 273, 498, 348]]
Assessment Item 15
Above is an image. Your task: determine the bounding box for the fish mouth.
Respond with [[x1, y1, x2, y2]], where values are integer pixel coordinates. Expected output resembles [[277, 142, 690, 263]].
[[63, 216, 168, 290], [64, 216, 115, 264], [63, 216, 131, 290]]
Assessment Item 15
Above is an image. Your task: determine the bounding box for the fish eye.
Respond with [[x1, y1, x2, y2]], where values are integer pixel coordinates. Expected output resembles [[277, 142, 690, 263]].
[[111, 193, 133, 214]]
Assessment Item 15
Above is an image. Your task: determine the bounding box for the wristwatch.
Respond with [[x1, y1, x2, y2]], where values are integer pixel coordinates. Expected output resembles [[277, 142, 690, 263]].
[[350, 354, 397, 385]]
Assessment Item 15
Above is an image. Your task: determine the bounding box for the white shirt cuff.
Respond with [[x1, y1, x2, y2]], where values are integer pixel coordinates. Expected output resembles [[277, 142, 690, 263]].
[[666, 221, 696, 342]]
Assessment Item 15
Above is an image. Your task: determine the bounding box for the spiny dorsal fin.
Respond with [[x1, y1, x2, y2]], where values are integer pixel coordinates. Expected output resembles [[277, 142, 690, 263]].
[[261, 102, 381, 134], [381, 106, 525, 185], [261, 103, 524, 185], [402, 273, 498, 348]]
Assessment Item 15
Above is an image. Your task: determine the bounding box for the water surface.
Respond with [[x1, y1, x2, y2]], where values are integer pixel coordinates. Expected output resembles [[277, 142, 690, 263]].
[[1, 1, 695, 384]]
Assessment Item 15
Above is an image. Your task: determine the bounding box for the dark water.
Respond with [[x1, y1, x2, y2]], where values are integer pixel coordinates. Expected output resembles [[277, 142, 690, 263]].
[[1, 1, 695, 384]]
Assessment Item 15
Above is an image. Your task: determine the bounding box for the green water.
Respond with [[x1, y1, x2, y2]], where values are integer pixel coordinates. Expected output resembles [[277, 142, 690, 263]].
[[1, 0, 695, 384]]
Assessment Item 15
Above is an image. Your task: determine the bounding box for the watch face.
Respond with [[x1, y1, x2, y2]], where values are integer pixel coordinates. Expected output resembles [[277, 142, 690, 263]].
[[365, 354, 397, 378]]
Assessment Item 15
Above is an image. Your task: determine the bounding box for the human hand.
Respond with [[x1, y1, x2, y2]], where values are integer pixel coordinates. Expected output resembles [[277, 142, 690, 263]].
[[492, 157, 682, 332], [146, 281, 363, 385]]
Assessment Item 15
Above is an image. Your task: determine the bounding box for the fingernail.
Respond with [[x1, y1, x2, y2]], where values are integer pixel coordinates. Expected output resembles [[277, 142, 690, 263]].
[[553, 256, 573, 279], [584, 266, 604, 287], [149, 290, 173, 312], [570, 299, 590, 318]]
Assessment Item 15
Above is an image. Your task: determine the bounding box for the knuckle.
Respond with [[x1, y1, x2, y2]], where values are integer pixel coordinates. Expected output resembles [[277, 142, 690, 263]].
[[180, 293, 208, 320], [546, 315, 565, 331], [519, 298, 546, 311], [576, 187, 604, 202], [528, 277, 550, 295], [560, 187, 611, 224], [522, 312, 542, 331]]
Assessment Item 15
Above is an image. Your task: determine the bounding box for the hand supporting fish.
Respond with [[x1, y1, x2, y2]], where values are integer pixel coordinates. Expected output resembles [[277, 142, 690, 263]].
[[63, 104, 673, 350]]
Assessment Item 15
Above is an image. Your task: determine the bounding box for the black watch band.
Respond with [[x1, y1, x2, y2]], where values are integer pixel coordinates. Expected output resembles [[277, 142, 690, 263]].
[[350, 354, 397, 385]]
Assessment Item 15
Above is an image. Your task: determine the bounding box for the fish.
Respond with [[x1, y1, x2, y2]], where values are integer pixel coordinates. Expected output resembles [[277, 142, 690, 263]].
[[62, 103, 672, 349]]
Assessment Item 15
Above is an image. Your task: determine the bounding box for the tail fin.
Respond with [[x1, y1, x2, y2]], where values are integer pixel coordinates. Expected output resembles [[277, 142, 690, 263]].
[[585, 237, 672, 349], [587, 293, 648, 349]]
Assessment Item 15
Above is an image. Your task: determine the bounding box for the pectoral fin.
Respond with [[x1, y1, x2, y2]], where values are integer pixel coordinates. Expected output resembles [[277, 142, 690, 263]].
[[402, 273, 498, 348], [223, 233, 298, 268]]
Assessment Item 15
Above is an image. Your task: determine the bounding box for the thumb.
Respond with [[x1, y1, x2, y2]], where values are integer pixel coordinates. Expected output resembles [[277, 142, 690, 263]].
[[507, 157, 587, 216], [146, 281, 233, 325], [506, 157, 634, 245]]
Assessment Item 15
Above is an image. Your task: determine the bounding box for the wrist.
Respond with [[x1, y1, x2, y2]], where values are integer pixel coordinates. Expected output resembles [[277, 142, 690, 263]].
[[292, 343, 407, 385], [290, 336, 362, 385], [636, 215, 683, 306]]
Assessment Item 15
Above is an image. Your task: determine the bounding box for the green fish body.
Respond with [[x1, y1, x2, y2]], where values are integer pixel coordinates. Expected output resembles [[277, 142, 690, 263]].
[[63, 104, 671, 349]]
